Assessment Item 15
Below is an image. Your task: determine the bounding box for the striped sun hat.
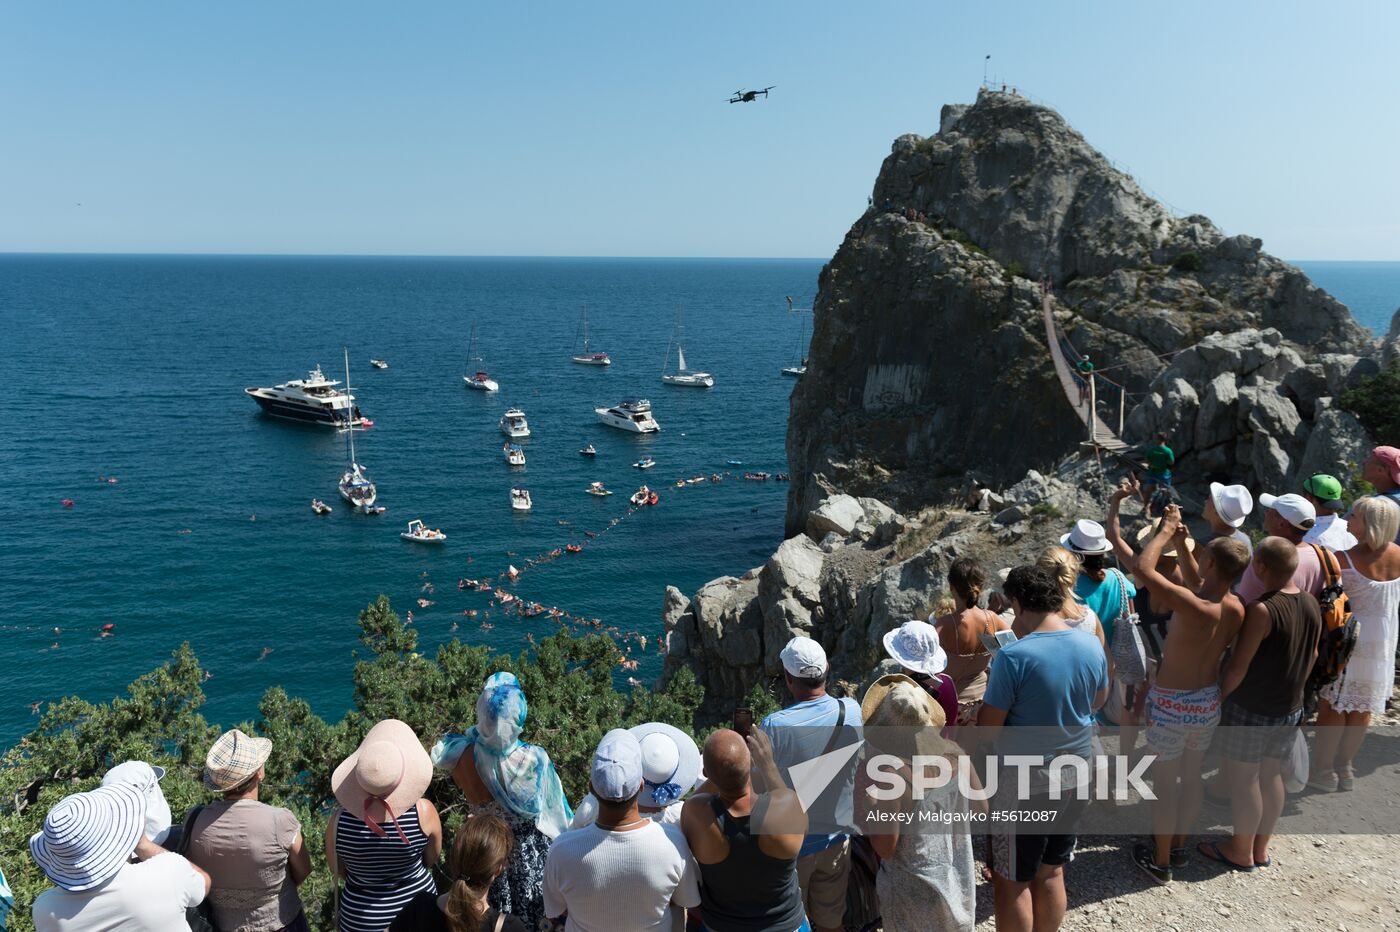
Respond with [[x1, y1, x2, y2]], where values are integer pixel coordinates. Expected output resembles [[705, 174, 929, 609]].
[[204, 729, 273, 791], [30, 783, 146, 891]]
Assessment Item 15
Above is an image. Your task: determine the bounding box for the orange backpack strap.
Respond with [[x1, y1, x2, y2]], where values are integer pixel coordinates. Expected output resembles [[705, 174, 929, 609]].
[[1310, 543, 1340, 586]]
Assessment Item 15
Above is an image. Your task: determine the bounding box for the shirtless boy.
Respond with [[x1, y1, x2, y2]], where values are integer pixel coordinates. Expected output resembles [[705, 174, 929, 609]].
[[1130, 504, 1252, 883]]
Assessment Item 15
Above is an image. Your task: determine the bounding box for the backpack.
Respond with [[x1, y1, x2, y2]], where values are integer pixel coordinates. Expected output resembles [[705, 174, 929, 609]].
[[1308, 544, 1357, 691]]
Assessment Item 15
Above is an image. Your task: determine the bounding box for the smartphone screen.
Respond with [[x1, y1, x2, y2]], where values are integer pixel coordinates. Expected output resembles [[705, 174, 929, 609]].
[[733, 707, 754, 738]]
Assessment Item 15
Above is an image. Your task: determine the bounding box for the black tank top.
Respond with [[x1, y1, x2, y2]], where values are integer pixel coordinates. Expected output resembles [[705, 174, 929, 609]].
[[1232, 590, 1322, 716], [697, 795, 805, 932]]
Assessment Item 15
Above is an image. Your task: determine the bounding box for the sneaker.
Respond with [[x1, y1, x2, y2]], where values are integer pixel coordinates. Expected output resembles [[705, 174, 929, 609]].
[[1337, 766, 1355, 791], [1306, 771, 1339, 792], [1132, 842, 1172, 885], [1170, 847, 1190, 869]]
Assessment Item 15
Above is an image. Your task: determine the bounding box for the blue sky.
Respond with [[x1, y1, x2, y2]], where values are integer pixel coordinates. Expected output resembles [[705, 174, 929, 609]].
[[2, 1, 1396, 259]]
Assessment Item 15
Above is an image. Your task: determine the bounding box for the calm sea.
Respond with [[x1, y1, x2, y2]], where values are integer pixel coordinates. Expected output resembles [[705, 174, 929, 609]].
[[1, 256, 1395, 746]]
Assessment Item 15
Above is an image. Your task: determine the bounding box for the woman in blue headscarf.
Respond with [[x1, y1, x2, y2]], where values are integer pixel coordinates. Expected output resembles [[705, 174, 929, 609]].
[[431, 672, 571, 930]]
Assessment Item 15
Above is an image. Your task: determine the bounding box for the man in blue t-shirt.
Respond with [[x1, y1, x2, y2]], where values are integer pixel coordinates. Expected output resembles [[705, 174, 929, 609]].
[[980, 565, 1110, 932], [761, 636, 862, 932]]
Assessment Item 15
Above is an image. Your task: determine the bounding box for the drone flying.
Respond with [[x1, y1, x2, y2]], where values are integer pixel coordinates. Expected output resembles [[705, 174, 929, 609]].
[[729, 86, 775, 104]]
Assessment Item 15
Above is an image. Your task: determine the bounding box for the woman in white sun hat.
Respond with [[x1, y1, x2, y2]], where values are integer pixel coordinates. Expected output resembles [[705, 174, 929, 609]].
[[883, 619, 958, 731], [327, 719, 442, 932], [30, 783, 210, 930], [569, 721, 703, 829]]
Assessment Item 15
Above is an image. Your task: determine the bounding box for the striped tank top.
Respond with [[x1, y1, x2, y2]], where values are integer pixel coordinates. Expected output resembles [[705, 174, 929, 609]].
[[335, 804, 436, 932]]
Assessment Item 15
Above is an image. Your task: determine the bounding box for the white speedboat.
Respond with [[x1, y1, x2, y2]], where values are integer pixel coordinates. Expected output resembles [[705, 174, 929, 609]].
[[580, 443, 597, 456], [311, 499, 332, 515], [571, 305, 611, 366], [464, 323, 500, 391], [781, 364, 807, 378], [587, 481, 613, 496], [401, 519, 446, 544], [500, 408, 531, 438], [511, 487, 533, 511], [661, 308, 714, 387], [630, 485, 659, 507], [369, 359, 388, 369], [633, 457, 655, 470], [595, 399, 660, 433], [504, 443, 526, 466], [245, 365, 368, 428]]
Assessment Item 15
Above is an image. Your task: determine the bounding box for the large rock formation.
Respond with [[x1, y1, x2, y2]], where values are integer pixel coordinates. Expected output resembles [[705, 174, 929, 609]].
[[785, 88, 1376, 534]]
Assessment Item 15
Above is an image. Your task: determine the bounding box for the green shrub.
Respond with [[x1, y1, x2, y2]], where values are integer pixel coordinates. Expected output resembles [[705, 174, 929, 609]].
[[0, 597, 705, 931], [1171, 251, 1202, 272], [1339, 364, 1400, 444]]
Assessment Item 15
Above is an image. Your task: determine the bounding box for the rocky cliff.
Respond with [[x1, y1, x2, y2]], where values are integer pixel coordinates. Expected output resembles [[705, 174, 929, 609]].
[[784, 88, 1376, 534]]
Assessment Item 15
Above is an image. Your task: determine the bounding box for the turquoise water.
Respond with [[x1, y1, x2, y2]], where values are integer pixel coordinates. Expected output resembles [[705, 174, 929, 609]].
[[0, 255, 821, 745], [2, 256, 1396, 746]]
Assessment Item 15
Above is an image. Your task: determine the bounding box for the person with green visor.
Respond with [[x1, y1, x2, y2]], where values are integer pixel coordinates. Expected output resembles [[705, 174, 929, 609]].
[[1301, 473, 1358, 551]]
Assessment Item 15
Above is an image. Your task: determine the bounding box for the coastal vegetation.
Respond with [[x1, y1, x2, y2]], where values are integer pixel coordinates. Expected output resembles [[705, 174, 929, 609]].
[[0, 596, 711, 930], [1340, 362, 1400, 444]]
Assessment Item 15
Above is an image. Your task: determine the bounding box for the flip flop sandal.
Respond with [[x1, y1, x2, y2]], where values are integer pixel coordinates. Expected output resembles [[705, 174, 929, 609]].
[[1255, 856, 1272, 868], [1196, 840, 1256, 873]]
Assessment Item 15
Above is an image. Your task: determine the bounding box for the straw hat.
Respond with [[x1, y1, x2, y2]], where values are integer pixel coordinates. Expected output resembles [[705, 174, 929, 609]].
[[630, 722, 702, 809], [860, 674, 948, 758], [332, 719, 433, 832], [1134, 523, 1196, 559], [204, 728, 273, 792], [30, 783, 146, 891]]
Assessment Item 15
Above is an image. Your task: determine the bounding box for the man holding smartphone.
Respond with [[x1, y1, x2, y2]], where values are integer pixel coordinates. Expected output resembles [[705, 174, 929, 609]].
[[760, 637, 864, 932]]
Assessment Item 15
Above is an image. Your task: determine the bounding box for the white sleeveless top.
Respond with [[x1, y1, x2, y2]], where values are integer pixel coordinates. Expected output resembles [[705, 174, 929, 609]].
[[1321, 554, 1400, 714]]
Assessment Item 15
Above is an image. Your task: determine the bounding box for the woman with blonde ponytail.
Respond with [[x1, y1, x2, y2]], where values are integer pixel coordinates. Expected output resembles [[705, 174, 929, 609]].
[[1036, 546, 1109, 658], [390, 814, 526, 932]]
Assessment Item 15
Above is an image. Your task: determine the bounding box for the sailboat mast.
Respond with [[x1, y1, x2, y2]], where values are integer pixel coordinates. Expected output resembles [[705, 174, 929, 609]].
[[343, 346, 358, 463], [581, 304, 588, 353]]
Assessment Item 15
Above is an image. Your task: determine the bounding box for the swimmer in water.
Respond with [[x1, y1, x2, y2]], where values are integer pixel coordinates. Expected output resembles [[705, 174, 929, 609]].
[[31, 702, 42, 715], [258, 647, 273, 660]]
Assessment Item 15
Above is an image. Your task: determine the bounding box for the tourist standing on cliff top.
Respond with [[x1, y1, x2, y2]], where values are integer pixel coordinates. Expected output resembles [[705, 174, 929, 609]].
[[1130, 509, 1251, 885], [761, 637, 863, 932], [1202, 482, 1255, 556], [979, 566, 1108, 932], [1235, 494, 1325, 602], [1301, 474, 1358, 552], [188, 729, 312, 932], [1310, 496, 1400, 792], [432, 672, 572, 931], [881, 619, 958, 729], [1362, 447, 1400, 543], [1201, 538, 1321, 873]]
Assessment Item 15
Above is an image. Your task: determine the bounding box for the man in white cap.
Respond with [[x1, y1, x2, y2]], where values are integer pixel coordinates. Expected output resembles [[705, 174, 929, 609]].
[[31, 783, 210, 931], [544, 729, 700, 931], [1236, 493, 1326, 603], [569, 722, 703, 829], [761, 636, 863, 932]]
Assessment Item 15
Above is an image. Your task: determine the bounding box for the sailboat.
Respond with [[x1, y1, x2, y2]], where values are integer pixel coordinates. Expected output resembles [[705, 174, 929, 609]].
[[337, 349, 380, 513], [781, 297, 809, 378], [571, 305, 611, 366], [661, 308, 714, 388], [463, 322, 500, 392]]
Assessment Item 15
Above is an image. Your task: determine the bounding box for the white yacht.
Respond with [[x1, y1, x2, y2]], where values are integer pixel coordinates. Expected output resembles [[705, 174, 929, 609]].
[[499, 408, 531, 439], [464, 323, 500, 391], [401, 519, 446, 544], [336, 350, 380, 513], [369, 359, 389, 369], [245, 365, 367, 427], [661, 309, 714, 387], [511, 487, 533, 511], [595, 399, 660, 433], [571, 305, 611, 366], [504, 443, 526, 466]]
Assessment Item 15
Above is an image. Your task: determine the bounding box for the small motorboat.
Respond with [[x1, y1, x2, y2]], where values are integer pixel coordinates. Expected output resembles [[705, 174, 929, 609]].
[[504, 443, 526, 467], [726, 459, 743, 466], [630, 486, 651, 507], [633, 457, 656, 470], [744, 472, 771, 481], [369, 359, 389, 369], [580, 443, 597, 456], [401, 519, 446, 544], [311, 499, 332, 515], [566, 543, 583, 554], [648, 490, 659, 506], [511, 488, 533, 512], [587, 481, 613, 496], [686, 475, 705, 485]]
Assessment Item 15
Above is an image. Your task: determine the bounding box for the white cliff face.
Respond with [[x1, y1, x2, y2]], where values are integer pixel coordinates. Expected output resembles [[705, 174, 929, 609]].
[[784, 89, 1376, 534]]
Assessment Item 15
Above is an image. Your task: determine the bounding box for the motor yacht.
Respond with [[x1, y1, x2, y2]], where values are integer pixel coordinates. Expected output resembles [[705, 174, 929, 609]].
[[511, 487, 533, 511], [504, 443, 526, 467], [245, 365, 366, 427], [595, 399, 659, 433], [500, 408, 531, 438], [401, 519, 446, 544]]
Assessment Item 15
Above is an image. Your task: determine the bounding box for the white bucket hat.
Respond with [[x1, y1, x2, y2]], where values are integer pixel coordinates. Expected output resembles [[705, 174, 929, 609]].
[[1061, 519, 1112, 555], [1209, 482, 1254, 529], [30, 783, 146, 891], [101, 761, 171, 844], [630, 722, 702, 809], [882, 620, 949, 676]]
